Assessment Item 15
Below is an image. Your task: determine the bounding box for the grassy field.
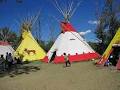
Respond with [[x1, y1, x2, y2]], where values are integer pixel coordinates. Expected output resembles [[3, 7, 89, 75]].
[[0, 61, 120, 90]]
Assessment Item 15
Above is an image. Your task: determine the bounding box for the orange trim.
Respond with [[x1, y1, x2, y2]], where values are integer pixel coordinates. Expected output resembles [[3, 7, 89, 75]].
[[61, 22, 76, 32], [97, 48, 114, 65]]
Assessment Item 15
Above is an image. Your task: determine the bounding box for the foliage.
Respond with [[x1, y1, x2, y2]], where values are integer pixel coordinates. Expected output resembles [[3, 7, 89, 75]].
[[95, 0, 120, 54], [0, 27, 11, 41], [88, 42, 98, 52], [36, 39, 54, 52], [45, 40, 54, 52], [0, 27, 20, 48], [37, 39, 46, 51]]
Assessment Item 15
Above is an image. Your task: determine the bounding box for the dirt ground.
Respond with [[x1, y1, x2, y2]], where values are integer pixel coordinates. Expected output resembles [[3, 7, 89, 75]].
[[0, 61, 120, 90]]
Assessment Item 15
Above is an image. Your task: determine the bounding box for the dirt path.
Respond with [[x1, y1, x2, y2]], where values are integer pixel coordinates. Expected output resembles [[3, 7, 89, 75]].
[[0, 61, 120, 90]]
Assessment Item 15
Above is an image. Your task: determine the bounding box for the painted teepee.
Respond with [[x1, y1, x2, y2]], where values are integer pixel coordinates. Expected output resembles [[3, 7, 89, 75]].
[[15, 14, 46, 61], [44, 0, 99, 63], [97, 28, 120, 65], [0, 41, 14, 58]]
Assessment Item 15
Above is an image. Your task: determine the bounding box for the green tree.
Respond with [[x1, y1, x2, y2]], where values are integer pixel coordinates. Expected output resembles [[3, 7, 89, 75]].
[[0, 27, 19, 48], [95, 0, 120, 54], [45, 41, 54, 52]]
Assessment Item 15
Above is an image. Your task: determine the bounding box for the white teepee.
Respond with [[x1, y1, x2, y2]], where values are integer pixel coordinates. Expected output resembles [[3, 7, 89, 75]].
[[43, 0, 99, 63], [44, 22, 99, 63]]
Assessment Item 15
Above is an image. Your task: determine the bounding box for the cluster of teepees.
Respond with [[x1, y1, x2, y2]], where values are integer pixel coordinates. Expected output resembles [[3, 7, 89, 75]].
[[0, 0, 100, 63], [97, 28, 120, 69], [14, 14, 46, 61], [43, 0, 100, 63]]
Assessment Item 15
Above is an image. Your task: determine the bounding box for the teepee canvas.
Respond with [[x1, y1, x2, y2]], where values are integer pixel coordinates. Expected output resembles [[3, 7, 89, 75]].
[[44, 0, 99, 63], [97, 28, 120, 65], [15, 15, 46, 61], [0, 41, 14, 58], [15, 30, 46, 61], [44, 22, 99, 63]]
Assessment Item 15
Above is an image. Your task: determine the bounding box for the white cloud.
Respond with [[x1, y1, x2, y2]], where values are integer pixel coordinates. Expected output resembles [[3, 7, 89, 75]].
[[88, 20, 100, 25], [79, 29, 92, 36]]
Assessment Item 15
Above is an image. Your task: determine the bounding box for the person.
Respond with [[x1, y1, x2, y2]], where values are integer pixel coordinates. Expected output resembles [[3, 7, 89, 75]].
[[6, 53, 13, 71], [0, 55, 5, 63], [0, 55, 6, 71], [5, 52, 9, 62], [5, 52, 9, 68], [63, 53, 71, 67], [19, 53, 24, 64], [116, 51, 120, 70], [104, 60, 110, 66], [109, 54, 114, 66]]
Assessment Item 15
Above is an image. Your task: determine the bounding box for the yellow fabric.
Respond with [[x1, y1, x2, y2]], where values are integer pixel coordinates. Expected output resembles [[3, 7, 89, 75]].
[[99, 28, 120, 64], [14, 31, 46, 61]]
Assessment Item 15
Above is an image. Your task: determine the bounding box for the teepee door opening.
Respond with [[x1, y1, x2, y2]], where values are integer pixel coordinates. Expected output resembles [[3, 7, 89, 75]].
[[49, 50, 57, 63], [108, 45, 120, 66]]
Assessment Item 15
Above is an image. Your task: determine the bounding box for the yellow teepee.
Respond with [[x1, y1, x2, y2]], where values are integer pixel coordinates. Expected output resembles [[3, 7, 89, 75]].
[[98, 28, 120, 65], [15, 21, 46, 61]]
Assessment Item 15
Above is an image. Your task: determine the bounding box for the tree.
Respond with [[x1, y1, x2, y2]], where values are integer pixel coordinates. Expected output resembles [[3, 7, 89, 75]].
[[103, 0, 120, 43], [0, 27, 19, 48], [95, 0, 120, 54], [45, 41, 54, 52]]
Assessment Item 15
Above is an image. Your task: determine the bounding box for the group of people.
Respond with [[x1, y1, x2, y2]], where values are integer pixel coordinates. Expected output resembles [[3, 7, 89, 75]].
[[0, 50, 71, 71], [0, 52, 22, 71]]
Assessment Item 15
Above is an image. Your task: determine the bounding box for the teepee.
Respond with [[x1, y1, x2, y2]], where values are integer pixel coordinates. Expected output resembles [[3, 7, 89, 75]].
[[0, 41, 14, 58], [15, 14, 46, 61], [44, 0, 99, 63], [97, 28, 120, 66]]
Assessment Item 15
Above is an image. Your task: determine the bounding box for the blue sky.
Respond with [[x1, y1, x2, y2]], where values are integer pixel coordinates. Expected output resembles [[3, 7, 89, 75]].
[[0, 0, 105, 42]]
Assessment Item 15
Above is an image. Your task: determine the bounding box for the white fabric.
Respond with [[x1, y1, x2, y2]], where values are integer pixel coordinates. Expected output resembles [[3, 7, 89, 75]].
[[47, 31, 95, 60], [0, 45, 14, 58]]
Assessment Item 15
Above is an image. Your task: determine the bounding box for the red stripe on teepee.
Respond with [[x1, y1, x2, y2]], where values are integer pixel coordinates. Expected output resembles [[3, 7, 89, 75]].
[[43, 52, 100, 64], [0, 41, 10, 46]]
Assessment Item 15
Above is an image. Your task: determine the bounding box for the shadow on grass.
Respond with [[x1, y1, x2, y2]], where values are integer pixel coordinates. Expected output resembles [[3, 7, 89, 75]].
[[0, 62, 41, 78]]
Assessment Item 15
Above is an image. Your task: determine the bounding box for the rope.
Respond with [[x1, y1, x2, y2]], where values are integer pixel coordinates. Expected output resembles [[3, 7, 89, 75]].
[[70, 32, 94, 51]]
